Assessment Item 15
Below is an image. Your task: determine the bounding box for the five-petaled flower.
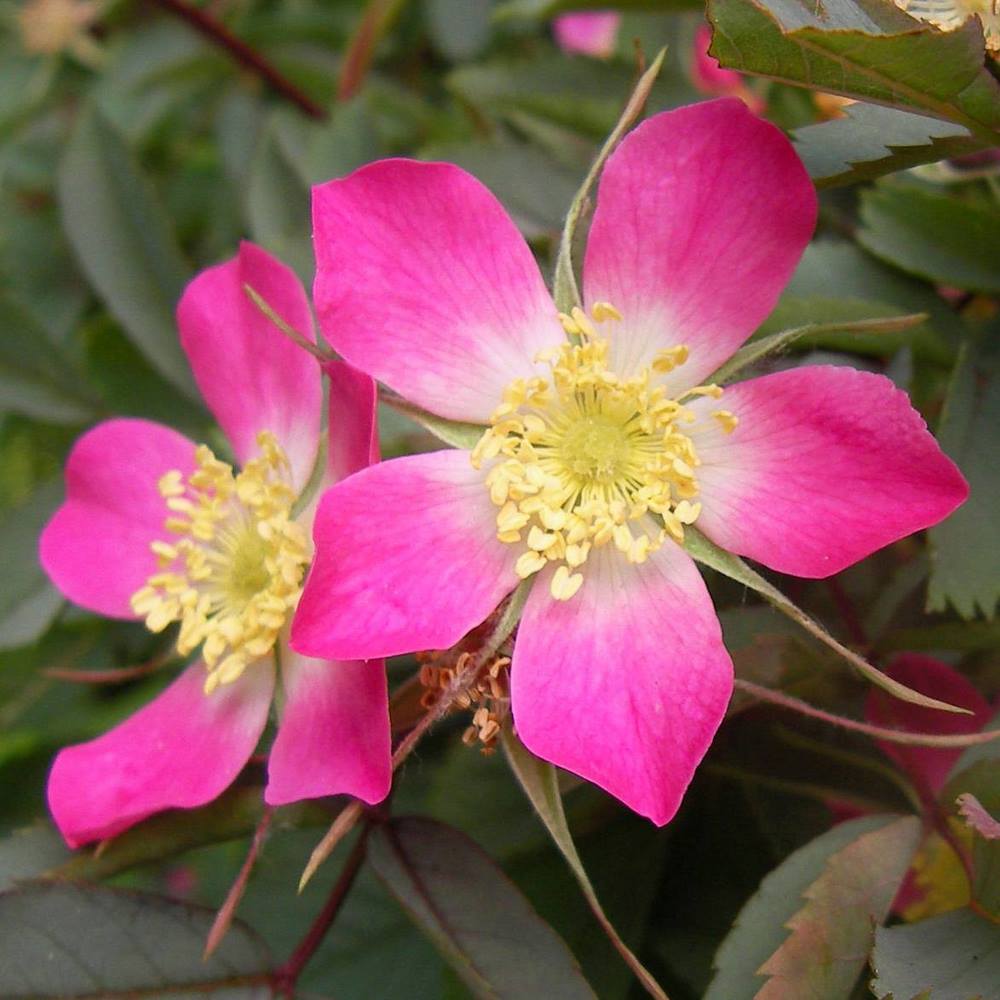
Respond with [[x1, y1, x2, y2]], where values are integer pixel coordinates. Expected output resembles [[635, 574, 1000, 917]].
[[40, 243, 392, 848], [292, 99, 968, 825]]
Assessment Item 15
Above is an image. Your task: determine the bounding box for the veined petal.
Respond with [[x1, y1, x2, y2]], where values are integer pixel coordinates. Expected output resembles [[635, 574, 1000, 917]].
[[291, 450, 517, 661], [687, 366, 969, 578], [511, 541, 733, 826], [325, 360, 379, 484], [867, 654, 992, 796], [583, 99, 816, 390], [177, 242, 321, 492], [48, 661, 273, 848], [39, 419, 197, 618], [312, 159, 565, 424], [553, 13, 620, 57], [266, 648, 391, 806]]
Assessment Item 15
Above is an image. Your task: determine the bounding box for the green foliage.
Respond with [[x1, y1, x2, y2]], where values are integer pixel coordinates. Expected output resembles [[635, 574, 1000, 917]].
[[870, 908, 1000, 1000], [0, 882, 272, 998], [368, 816, 596, 998], [706, 815, 919, 999], [2, 0, 1000, 996]]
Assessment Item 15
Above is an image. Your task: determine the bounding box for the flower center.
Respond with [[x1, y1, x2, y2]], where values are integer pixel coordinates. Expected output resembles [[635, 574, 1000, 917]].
[[471, 303, 737, 601], [131, 430, 310, 694]]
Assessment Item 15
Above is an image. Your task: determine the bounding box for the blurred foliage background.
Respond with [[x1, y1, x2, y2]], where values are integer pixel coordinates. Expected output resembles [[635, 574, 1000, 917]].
[[2, 0, 1000, 997]]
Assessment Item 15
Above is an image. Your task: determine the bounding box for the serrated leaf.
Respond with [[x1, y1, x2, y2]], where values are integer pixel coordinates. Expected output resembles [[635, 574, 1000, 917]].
[[858, 183, 1000, 293], [57, 109, 198, 400], [927, 341, 1000, 619], [706, 0, 1000, 138], [870, 908, 1000, 1000], [0, 882, 272, 998], [0, 478, 63, 651], [755, 815, 922, 998], [683, 526, 968, 713], [793, 102, 983, 188], [705, 815, 906, 999], [368, 816, 597, 999]]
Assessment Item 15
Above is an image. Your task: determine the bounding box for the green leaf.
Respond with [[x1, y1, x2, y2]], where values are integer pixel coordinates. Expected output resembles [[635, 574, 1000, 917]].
[[368, 816, 597, 999], [683, 526, 969, 713], [705, 814, 911, 999], [0, 826, 68, 892], [0, 478, 63, 651], [245, 115, 313, 282], [753, 296, 951, 365], [0, 882, 272, 998], [381, 393, 486, 450], [753, 815, 921, 997], [870, 908, 1000, 1000], [927, 340, 1000, 619], [0, 291, 100, 424], [500, 728, 668, 999], [858, 183, 1000, 294], [426, 0, 494, 61], [794, 102, 983, 188], [706, 0, 1000, 141], [57, 109, 198, 399], [710, 312, 927, 386]]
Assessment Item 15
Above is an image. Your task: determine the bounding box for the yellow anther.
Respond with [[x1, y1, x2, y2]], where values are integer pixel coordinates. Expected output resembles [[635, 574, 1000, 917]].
[[712, 410, 739, 434], [652, 345, 690, 373], [592, 301, 623, 323], [515, 550, 548, 579], [550, 565, 584, 601], [131, 430, 309, 694], [686, 384, 724, 399], [474, 301, 726, 599]]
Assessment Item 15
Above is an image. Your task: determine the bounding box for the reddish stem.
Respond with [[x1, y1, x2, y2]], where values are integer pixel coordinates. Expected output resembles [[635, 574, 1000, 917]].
[[273, 826, 369, 996], [149, 0, 326, 119]]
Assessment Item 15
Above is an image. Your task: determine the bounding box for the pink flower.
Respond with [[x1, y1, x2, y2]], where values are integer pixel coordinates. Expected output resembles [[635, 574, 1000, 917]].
[[553, 11, 620, 58], [39, 242, 392, 848], [292, 99, 968, 826], [691, 25, 765, 114]]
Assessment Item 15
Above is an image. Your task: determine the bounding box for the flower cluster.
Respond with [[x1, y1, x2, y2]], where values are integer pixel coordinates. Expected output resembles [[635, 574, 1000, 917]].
[[41, 99, 967, 844]]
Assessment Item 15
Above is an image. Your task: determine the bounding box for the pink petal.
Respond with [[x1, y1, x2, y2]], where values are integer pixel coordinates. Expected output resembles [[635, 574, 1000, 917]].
[[511, 540, 733, 825], [325, 360, 379, 484], [688, 366, 969, 578], [291, 450, 517, 660], [583, 100, 816, 390], [266, 648, 391, 806], [312, 160, 565, 424], [866, 654, 991, 796], [48, 661, 273, 848], [553, 12, 620, 57], [691, 25, 743, 95], [39, 419, 196, 618], [177, 242, 322, 492]]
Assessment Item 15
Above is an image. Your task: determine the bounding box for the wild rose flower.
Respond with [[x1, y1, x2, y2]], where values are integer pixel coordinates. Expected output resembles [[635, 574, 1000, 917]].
[[552, 11, 620, 58], [292, 99, 968, 825], [39, 242, 391, 848]]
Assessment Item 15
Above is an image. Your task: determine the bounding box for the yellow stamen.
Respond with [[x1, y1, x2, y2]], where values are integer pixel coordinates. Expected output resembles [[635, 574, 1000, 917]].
[[130, 431, 310, 693], [471, 303, 729, 601]]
